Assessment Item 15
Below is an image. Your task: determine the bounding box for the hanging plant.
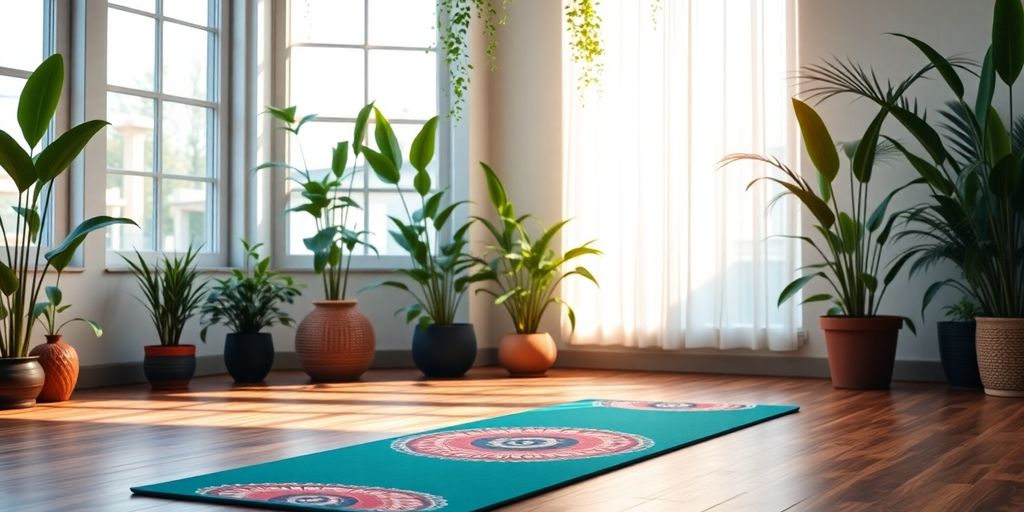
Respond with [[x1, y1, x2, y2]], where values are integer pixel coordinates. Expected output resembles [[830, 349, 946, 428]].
[[565, 0, 605, 92], [437, 0, 509, 119]]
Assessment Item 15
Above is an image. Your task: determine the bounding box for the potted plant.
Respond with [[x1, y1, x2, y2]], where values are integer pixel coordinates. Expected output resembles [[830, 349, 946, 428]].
[[200, 240, 302, 383], [934, 298, 983, 389], [796, 0, 1024, 395], [28, 284, 102, 402], [0, 54, 135, 408], [123, 247, 207, 391], [363, 108, 484, 378], [259, 104, 378, 382], [473, 163, 600, 376], [722, 99, 918, 390]]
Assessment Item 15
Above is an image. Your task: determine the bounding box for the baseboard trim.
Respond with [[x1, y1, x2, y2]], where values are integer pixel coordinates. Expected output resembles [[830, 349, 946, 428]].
[[553, 349, 945, 382], [77, 348, 500, 389]]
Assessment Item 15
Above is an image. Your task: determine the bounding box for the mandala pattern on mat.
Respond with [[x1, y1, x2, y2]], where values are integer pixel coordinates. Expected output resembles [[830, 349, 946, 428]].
[[592, 400, 755, 411], [391, 426, 653, 462], [195, 483, 446, 511]]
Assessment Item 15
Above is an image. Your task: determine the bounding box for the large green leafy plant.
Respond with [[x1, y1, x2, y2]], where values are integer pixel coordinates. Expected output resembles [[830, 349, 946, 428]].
[[474, 163, 600, 334], [721, 99, 918, 332], [362, 108, 482, 329], [200, 240, 302, 341], [0, 54, 135, 358], [797, 0, 1024, 319], [122, 247, 207, 346], [259, 104, 376, 300]]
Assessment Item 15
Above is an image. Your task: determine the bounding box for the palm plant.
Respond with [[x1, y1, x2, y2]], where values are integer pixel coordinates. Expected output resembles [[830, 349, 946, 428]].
[[122, 247, 208, 346], [0, 54, 136, 358], [795, 0, 1024, 319], [473, 163, 600, 334], [200, 240, 302, 341], [362, 108, 483, 329], [258, 104, 376, 301], [720, 99, 918, 331]]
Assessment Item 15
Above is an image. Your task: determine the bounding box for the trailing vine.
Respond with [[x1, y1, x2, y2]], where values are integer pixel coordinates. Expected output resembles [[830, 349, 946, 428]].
[[437, 0, 509, 119], [565, 0, 605, 92]]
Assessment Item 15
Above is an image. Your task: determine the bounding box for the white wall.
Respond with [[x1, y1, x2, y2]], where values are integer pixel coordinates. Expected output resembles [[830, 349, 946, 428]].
[[485, 0, 1012, 364]]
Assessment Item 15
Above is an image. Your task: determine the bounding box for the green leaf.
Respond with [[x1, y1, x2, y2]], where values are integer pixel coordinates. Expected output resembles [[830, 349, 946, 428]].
[[868, 178, 924, 231], [409, 116, 438, 173], [800, 293, 833, 305], [838, 212, 861, 252], [986, 108, 1012, 163], [778, 273, 821, 307], [266, 105, 297, 124], [990, 153, 1019, 197], [45, 285, 62, 306], [362, 147, 400, 184], [31, 302, 48, 320], [34, 119, 109, 185], [993, 0, 1024, 85], [480, 162, 509, 209], [293, 113, 317, 133], [373, 107, 402, 169], [18, 54, 63, 149], [890, 33, 964, 97], [977, 48, 996, 132], [414, 171, 431, 196], [433, 200, 467, 231], [331, 141, 349, 178], [46, 216, 139, 271], [852, 109, 888, 183], [422, 191, 444, 220], [884, 137, 953, 195], [922, 279, 956, 318], [0, 130, 37, 192], [0, 261, 18, 295], [352, 102, 374, 155], [792, 98, 839, 182], [891, 106, 946, 164], [13, 206, 40, 242], [860, 273, 878, 293], [494, 287, 520, 305], [903, 316, 917, 335]]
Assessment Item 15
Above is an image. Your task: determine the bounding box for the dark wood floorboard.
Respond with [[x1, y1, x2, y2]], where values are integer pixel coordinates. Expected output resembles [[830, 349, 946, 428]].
[[1, 368, 1022, 511]]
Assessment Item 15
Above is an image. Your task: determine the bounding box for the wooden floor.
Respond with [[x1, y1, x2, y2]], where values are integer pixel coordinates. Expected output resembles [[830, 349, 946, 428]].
[[1, 368, 1023, 511]]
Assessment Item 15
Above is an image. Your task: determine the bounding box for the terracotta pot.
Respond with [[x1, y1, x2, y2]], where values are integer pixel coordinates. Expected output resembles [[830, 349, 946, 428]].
[[975, 317, 1024, 397], [295, 300, 375, 382], [143, 345, 196, 391], [820, 316, 902, 390], [412, 323, 477, 378], [29, 334, 79, 402], [937, 321, 982, 389], [0, 357, 45, 409], [499, 332, 557, 377]]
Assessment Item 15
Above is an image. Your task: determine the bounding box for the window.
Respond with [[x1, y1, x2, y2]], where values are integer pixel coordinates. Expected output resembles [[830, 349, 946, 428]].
[[0, 0, 57, 246], [281, 0, 442, 264], [104, 0, 225, 257]]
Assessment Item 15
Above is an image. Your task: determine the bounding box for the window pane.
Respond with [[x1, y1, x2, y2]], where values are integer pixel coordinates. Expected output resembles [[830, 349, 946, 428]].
[[368, 0, 435, 48], [164, 0, 210, 26], [162, 23, 210, 100], [367, 123, 438, 189], [290, 0, 363, 45], [368, 50, 436, 119], [106, 93, 155, 171], [0, 76, 28, 149], [288, 121, 355, 172], [106, 174, 154, 251], [110, 0, 155, 13], [0, 1, 44, 71], [108, 9, 156, 91], [161, 102, 209, 177], [366, 191, 432, 256], [161, 179, 209, 252], [289, 47, 364, 117]]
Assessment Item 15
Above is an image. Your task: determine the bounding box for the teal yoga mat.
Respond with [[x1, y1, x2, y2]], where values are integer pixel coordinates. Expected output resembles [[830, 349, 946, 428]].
[[131, 399, 798, 511]]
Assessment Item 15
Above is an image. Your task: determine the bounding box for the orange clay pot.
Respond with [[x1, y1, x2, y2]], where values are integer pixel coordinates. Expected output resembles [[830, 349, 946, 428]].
[[295, 300, 376, 381], [498, 332, 557, 377], [29, 335, 79, 402]]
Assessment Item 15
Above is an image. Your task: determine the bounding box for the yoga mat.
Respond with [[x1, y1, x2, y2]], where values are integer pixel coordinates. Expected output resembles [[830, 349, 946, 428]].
[[132, 399, 798, 511]]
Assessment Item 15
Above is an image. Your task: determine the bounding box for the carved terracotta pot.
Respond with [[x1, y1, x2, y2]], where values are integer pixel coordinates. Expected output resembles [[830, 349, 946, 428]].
[[499, 332, 557, 377], [29, 334, 79, 402], [295, 300, 376, 381]]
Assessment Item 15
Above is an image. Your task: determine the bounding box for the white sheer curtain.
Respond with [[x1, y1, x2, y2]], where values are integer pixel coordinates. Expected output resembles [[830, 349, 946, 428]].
[[562, 0, 800, 351]]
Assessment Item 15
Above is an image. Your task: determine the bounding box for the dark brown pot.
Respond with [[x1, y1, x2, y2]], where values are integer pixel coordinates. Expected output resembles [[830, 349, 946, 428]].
[[143, 345, 196, 391], [820, 316, 902, 390], [295, 300, 376, 382], [0, 357, 45, 409], [29, 334, 80, 402]]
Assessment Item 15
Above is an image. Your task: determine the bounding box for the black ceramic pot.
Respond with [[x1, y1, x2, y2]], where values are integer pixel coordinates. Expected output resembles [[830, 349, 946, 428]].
[[937, 321, 983, 388], [0, 357, 45, 409], [224, 332, 275, 383], [143, 345, 197, 391], [412, 323, 477, 378]]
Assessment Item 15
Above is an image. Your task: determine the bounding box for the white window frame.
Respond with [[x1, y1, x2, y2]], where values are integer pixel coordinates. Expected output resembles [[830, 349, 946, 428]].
[[269, 0, 453, 271], [0, 0, 70, 253], [96, 0, 231, 266]]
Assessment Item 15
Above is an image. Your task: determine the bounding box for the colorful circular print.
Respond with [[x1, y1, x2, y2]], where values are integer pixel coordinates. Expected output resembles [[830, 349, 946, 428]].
[[593, 400, 755, 411], [196, 483, 446, 511], [391, 427, 653, 462]]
